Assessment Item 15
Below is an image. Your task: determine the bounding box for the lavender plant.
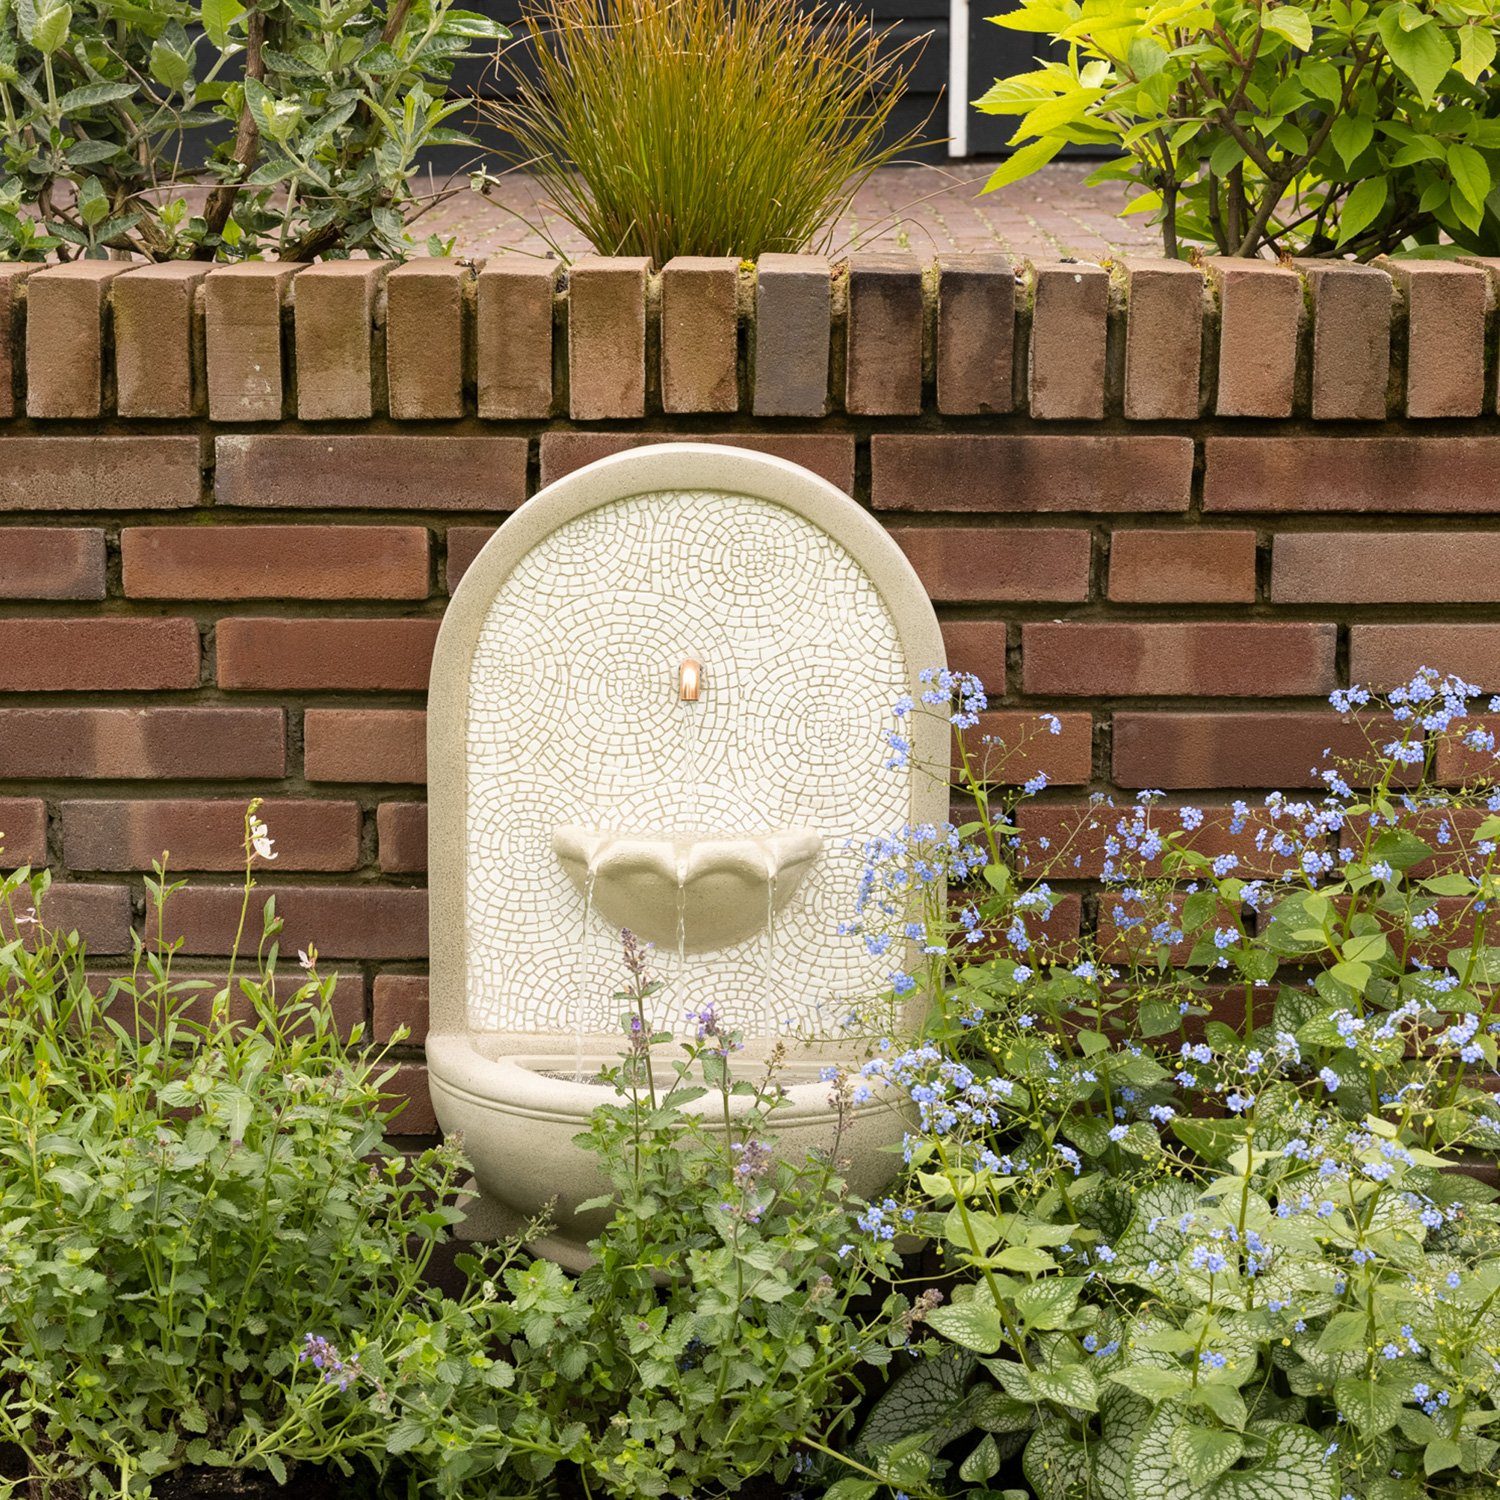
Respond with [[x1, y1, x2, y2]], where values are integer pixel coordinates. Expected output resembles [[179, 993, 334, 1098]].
[[826, 668, 1500, 1500]]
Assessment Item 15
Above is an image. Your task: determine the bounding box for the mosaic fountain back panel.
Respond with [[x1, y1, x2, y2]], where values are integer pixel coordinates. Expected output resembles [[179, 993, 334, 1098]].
[[463, 489, 914, 1035]]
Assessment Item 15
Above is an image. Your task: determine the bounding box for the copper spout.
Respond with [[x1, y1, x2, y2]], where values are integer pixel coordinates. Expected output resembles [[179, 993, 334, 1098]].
[[679, 657, 702, 702]]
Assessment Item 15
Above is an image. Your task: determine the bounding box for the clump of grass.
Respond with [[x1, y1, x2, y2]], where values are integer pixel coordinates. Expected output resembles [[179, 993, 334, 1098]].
[[481, 0, 926, 263]]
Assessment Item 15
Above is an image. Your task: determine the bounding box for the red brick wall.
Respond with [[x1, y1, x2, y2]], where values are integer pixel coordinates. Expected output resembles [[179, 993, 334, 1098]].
[[2, 250, 1497, 1130]]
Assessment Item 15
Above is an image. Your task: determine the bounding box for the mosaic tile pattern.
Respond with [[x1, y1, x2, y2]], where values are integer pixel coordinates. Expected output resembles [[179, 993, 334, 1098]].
[[463, 489, 913, 1035]]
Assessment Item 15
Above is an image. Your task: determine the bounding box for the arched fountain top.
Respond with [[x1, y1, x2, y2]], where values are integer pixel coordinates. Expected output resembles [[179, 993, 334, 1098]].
[[427, 443, 949, 1041]]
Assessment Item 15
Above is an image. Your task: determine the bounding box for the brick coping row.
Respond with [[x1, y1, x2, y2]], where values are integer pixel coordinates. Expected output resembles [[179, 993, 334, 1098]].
[[6, 252, 1500, 427]]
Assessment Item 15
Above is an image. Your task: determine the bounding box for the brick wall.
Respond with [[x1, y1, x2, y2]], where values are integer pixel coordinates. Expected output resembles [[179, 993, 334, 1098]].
[[2, 249, 1499, 1132]]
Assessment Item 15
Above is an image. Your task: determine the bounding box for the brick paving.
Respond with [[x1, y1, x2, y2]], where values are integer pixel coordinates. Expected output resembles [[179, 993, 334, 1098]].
[[416, 160, 1164, 262]]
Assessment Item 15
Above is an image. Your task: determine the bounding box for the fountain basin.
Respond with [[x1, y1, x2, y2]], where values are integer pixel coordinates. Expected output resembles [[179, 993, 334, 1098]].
[[428, 1034, 907, 1270], [552, 826, 822, 952]]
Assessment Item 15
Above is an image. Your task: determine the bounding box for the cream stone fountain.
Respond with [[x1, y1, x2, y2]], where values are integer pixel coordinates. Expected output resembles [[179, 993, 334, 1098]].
[[425, 444, 946, 1267]]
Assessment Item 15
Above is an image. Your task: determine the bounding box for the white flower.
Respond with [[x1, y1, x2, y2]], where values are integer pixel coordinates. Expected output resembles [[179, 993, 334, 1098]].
[[249, 815, 277, 862], [298, 946, 317, 971]]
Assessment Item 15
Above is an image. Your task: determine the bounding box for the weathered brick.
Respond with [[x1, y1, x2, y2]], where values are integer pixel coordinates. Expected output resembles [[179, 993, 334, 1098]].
[[0, 619, 199, 691], [845, 254, 922, 416], [1382, 260, 1488, 418], [445, 526, 495, 589], [1119, 259, 1203, 420], [889, 527, 1090, 602], [1208, 259, 1301, 418], [964, 711, 1093, 785], [1028, 262, 1108, 420], [940, 620, 1007, 688], [0, 799, 47, 865], [114, 264, 208, 418], [386, 260, 468, 421], [294, 260, 389, 420], [62, 798, 362, 872], [1113, 711, 1388, 788], [1273, 532, 1500, 603], [567, 256, 648, 420], [217, 618, 439, 692], [8, 882, 133, 953], [386, 1063, 437, 1134], [303, 709, 426, 783], [157, 885, 428, 959], [1108, 529, 1256, 604], [0, 437, 201, 511], [377, 801, 427, 873], [0, 707, 285, 780], [373, 973, 429, 1043], [871, 435, 1192, 513], [936, 255, 1013, 415], [476, 259, 554, 419], [204, 263, 300, 422], [1204, 437, 1500, 513], [753, 254, 830, 417], [26, 262, 131, 418], [660, 257, 738, 413], [1022, 622, 1335, 697], [0, 528, 106, 600], [1299, 262, 1391, 421], [215, 435, 527, 511], [122, 525, 430, 600], [1350, 625, 1500, 689], [539, 432, 854, 493], [0, 264, 36, 417]]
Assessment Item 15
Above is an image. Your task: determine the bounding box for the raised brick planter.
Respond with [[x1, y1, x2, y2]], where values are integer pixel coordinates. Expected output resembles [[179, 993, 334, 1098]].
[[0, 251, 1496, 1129]]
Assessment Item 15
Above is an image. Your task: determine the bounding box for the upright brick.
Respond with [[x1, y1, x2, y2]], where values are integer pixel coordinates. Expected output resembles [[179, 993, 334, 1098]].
[[660, 257, 738, 413], [1108, 529, 1256, 604], [567, 256, 648, 420], [845, 254, 922, 416], [1028, 263, 1108, 419], [1204, 436, 1500, 513], [0, 799, 47, 866], [872, 435, 1192, 513], [215, 435, 527, 511], [159, 886, 428, 960], [445, 526, 496, 589], [1381, 260, 1488, 418], [386, 259, 467, 420], [0, 264, 37, 416], [373, 973, 429, 1044], [26, 262, 131, 418], [940, 621, 1008, 689], [888, 527, 1090, 602], [62, 799, 362, 872], [0, 437, 201, 511], [1114, 711, 1383, 788], [1022, 621, 1335, 697], [114, 263, 208, 418], [122, 525, 430, 600], [0, 529, 106, 600], [1119, 259, 1203, 420], [0, 707, 285, 780], [1273, 532, 1500, 603], [538, 432, 854, 493], [936, 255, 1014, 415], [0, 619, 199, 691], [217, 618, 439, 692], [304, 709, 426, 783], [476, 259, 554, 419], [377, 801, 427, 873], [294, 261, 389, 420], [1299, 262, 1391, 421], [1208, 259, 1301, 417], [753, 254, 830, 417], [205, 263, 300, 422], [1351, 625, 1500, 689]]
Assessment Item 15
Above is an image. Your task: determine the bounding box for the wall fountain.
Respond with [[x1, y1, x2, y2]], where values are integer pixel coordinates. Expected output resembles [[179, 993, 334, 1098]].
[[426, 444, 947, 1267]]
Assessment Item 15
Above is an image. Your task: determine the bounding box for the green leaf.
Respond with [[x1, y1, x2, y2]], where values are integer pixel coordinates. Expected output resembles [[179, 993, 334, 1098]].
[[1171, 1423, 1246, 1486], [824, 1482, 879, 1500], [1458, 23, 1496, 82], [856, 1348, 977, 1456], [961, 1433, 1002, 1483], [1014, 1276, 1083, 1330], [385, 1416, 426, 1455], [29, 0, 71, 52], [1336, 177, 1388, 246], [1425, 1436, 1463, 1475], [1263, 6, 1312, 48], [1335, 1375, 1405, 1436], [1377, 10, 1455, 103], [980, 136, 1065, 191], [1317, 1310, 1368, 1354], [1031, 1363, 1099, 1413], [1330, 114, 1374, 170], [57, 81, 137, 111], [1449, 143, 1491, 210], [202, 0, 245, 46], [927, 1300, 1005, 1355]]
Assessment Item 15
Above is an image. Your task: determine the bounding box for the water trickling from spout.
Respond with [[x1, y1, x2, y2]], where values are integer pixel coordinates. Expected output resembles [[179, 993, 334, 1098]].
[[574, 866, 597, 1082], [675, 882, 688, 1033], [761, 870, 778, 1045]]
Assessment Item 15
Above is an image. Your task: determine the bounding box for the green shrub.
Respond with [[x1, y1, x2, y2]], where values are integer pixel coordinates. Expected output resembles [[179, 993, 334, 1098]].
[[477, 0, 924, 263], [0, 0, 504, 260], [820, 668, 1500, 1499], [975, 0, 1500, 259]]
